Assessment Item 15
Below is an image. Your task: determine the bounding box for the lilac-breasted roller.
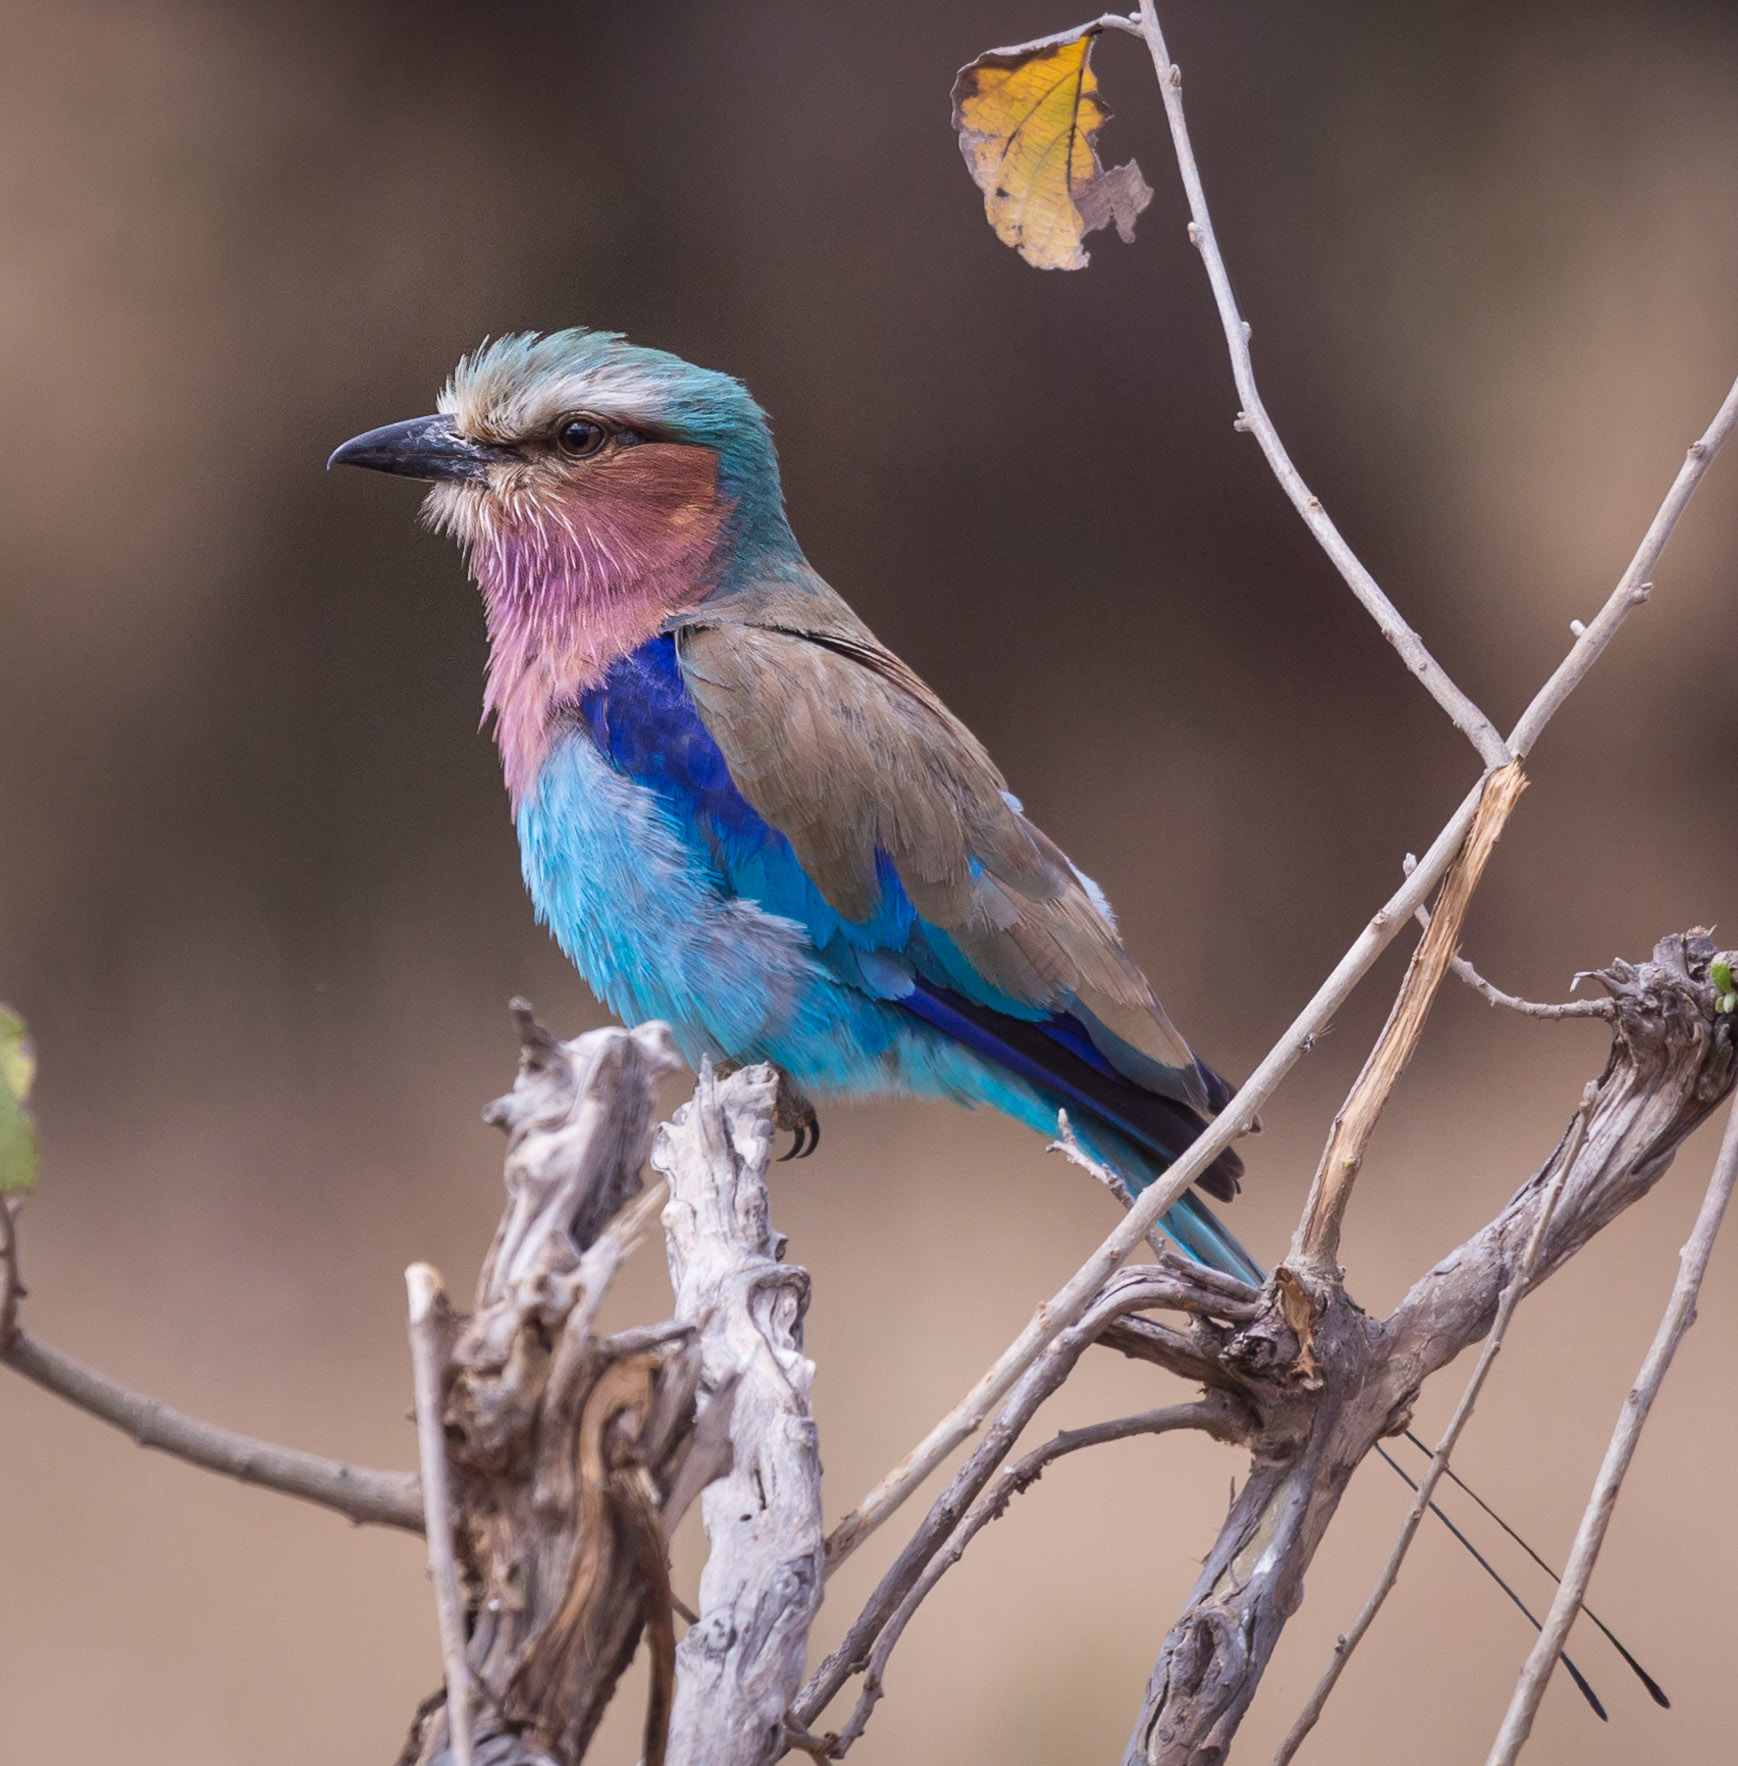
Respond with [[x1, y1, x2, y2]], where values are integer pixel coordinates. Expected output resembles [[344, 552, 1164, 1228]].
[[331, 329, 1258, 1280]]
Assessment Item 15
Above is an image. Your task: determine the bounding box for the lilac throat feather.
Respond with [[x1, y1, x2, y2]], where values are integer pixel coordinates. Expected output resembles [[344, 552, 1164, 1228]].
[[428, 445, 731, 808]]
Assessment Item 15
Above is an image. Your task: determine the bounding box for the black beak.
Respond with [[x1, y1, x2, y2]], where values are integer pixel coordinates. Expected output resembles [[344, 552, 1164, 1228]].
[[326, 414, 509, 483]]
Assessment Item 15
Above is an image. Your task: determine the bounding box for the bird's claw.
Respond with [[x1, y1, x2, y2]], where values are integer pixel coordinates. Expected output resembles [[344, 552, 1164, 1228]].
[[773, 1073, 822, 1161]]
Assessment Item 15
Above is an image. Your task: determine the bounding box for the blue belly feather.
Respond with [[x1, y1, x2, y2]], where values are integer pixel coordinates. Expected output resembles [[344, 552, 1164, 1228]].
[[518, 723, 1020, 1108]]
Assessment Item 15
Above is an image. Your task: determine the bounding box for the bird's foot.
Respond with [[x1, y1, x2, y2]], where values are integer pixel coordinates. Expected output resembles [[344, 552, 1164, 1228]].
[[710, 1060, 822, 1160], [772, 1069, 822, 1161]]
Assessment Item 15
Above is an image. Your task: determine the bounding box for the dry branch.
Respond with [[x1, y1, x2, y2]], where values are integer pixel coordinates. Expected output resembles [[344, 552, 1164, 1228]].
[[825, 1400, 1231, 1759], [1272, 1086, 1595, 1763], [0, 1251, 423, 1531], [409, 1262, 476, 1766], [1295, 761, 1527, 1268], [1103, 3, 1510, 768], [797, 1265, 1256, 1745], [1485, 1086, 1738, 1764], [397, 1010, 709, 1766], [659, 1061, 824, 1766], [1117, 932, 1736, 1764]]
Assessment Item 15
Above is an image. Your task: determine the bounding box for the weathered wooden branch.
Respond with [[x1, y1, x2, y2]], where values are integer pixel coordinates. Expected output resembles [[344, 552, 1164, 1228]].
[[392, 1013, 828, 1766], [792, 1261, 1258, 1748], [409, 1262, 479, 1766], [398, 1008, 710, 1766], [1295, 762, 1527, 1269], [1272, 1085, 1596, 1763], [1117, 932, 1737, 1766], [659, 1061, 824, 1766], [1485, 1084, 1738, 1763]]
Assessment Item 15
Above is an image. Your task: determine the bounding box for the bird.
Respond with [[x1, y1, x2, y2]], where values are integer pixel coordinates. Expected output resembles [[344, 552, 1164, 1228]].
[[330, 327, 1258, 1282], [327, 330, 1671, 1711]]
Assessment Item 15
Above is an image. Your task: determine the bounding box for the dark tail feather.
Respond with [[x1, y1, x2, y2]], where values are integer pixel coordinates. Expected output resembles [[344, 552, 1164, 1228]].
[[894, 978, 1247, 1200], [1401, 1432, 1669, 1708], [1374, 1445, 1608, 1721]]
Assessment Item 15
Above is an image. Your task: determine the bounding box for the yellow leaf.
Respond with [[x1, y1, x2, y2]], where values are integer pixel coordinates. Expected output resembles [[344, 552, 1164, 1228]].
[[952, 26, 1153, 272]]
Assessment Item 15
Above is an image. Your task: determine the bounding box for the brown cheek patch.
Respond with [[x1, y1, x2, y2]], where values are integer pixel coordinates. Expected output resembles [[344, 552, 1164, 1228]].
[[541, 440, 730, 622], [595, 441, 722, 533]]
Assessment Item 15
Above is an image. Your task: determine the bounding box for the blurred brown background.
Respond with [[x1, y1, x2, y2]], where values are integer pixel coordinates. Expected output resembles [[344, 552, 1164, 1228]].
[[3, 1, 1737, 1761]]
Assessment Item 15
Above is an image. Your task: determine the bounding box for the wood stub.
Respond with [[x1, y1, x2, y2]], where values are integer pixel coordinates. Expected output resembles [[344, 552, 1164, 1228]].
[[658, 1061, 825, 1766], [401, 1011, 714, 1766]]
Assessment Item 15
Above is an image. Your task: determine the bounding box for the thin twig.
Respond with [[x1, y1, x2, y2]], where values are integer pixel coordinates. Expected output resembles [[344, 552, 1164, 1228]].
[[1272, 1087, 1595, 1764], [1485, 1092, 1738, 1765], [1508, 381, 1738, 756], [1053, 1111, 1168, 1257], [0, 1326, 423, 1529], [1446, 959, 1613, 1021], [1106, 3, 1510, 768], [826, 1403, 1221, 1758], [1295, 761, 1528, 1266], [1404, 873, 1615, 1020], [407, 1262, 473, 1766]]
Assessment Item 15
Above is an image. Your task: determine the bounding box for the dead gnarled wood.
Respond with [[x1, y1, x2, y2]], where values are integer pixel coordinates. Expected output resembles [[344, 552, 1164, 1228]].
[[1114, 933, 1736, 1765], [660, 1061, 824, 1766], [399, 1009, 710, 1766], [396, 1018, 825, 1766]]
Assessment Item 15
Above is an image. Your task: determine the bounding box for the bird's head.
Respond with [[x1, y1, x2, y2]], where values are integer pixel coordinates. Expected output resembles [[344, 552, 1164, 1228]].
[[331, 327, 792, 571], [330, 329, 798, 803]]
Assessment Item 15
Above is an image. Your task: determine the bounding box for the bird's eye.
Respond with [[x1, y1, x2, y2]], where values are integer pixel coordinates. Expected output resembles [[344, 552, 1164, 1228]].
[[555, 416, 609, 460]]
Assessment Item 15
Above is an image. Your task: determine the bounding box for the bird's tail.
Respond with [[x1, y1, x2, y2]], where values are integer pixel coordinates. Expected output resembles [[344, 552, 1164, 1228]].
[[1068, 1117, 1264, 1286]]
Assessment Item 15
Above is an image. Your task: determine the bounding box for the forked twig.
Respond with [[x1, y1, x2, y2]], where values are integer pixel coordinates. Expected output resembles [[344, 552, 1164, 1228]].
[[800, 1274, 1249, 1726], [1272, 1087, 1596, 1763], [1446, 959, 1615, 1021], [1485, 1091, 1738, 1764], [1405, 874, 1615, 1021], [406, 1262, 472, 1766]]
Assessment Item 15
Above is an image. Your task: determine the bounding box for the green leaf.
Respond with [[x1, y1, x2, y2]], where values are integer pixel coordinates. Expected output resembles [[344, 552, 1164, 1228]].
[[0, 1004, 38, 1193], [1712, 957, 1734, 998]]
